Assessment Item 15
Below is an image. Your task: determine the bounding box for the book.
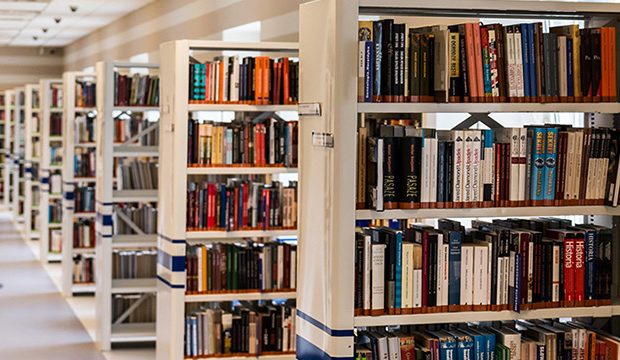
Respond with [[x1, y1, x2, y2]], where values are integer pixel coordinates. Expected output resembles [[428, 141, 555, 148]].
[[114, 72, 159, 106]]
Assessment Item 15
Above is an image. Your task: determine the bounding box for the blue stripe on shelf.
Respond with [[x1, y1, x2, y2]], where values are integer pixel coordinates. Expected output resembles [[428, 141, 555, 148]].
[[157, 275, 184, 289], [100, 214, 113, 226], [296, 310, 354, 337], [157, 250, 186, 272], [64, 192, 75, 200], [66, 207, 74, 211], [41, 178, 49, 184], [95, 200, 114, 206], [158, 233, 186, 244], [297, 335, 353, 360]]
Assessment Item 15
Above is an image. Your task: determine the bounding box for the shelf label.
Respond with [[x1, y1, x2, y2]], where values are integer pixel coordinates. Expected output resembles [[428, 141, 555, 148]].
[[298, 102, 321, 116], [312, 132, 334, 148]]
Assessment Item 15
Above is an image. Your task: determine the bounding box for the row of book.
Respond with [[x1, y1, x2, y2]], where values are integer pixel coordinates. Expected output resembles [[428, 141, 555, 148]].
[[358, 20, 617, 103], [356, 320, 620, 360], [50, 113, 62, 136], [113, 294, 156, 324], [113, 204, 158, 235], [114, 72, 159, 107], [74, 149, 95, 178], [50, 229, 62, 254], [184, 304, 296, 357], [75, 114, 95, 143], [50, 85, 63, 108], [114, 115, 159, 145], [112, 249, 157, 280], [75, 81, 96, 108], [116, 159, 158, 190], [74, 185, 94, 213], [187, 118, 299, 168], [358, 122, 620, 210], [355, 218, 612, 316], [189, 56, 299, 105], [73, 254, 94, 284], [73, 219, 95, 249], [186, 242, 297, 294], [49, 173, 62, 195], [48, 200, 62, 223], [186, 180, 298, 231]]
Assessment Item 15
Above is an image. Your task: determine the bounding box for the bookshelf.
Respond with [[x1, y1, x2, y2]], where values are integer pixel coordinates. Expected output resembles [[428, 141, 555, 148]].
[[12, 87, 25, 225], [3, 90, 15, 212], [156, 40, 299, 360], [1, 90, 8, 208], [39, 78, 63, 263], [24, 83, 41, 241], [297, 1, 620, 359], [95, 61, 160, 350], [61, 70, 97, 296]]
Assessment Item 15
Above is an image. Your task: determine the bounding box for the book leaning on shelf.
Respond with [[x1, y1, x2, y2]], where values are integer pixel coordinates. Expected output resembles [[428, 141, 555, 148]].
[[115, 160, 158, 190], [114, 114, 159, 145], [357, 120, 620, 210], [113, 294, 155, 324], [356, 320, 620, 360], [358, 20, 617, 103], [189, 56, 299, 105], [186, 180, 298, 231], [113, 204, 157, 235], [186, 242, 297, 294], [185, 304, 296, 358], [355, 218, 612, 316], [187, 117, 298, 167], [114, 72, 159, 107]]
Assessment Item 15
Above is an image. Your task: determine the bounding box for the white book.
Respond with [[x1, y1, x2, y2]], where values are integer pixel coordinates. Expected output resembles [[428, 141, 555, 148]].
[[470, 130, 482, 204], [506, 30, 516, 98], [483, 133, 495, 202], [514, 29, 525, 97], [421, 137, 431, 204], [558, 36, 568, 98], [387, 335, 401, 360], [413, 269, 422, 308], [463, 131, 473, 203], [489, 29, 500, 97], [291, 249, 297, 289], [363, 234, 372, 312], [429, 138, 438, 204], [437, 235, 444, 307], [485, 242, 493, 307], [453, 130, 464, 204], [565, 131, 575, 200], [510, 128, 521, 203], [503, 255, 510, 306], [222, 56, 230, 102], [230, 56, 240, 102], [552, 244, 560, 302], [497, 257, 505, 306], [214, 60, 220, 103], [473, 244, 489, 306], [573, 131, 584, 201], [599, 135, 610, 200], [371, 243, 386, 312], [460, 244, 474, 305], [401, 242, 414, 309], [518, 128, 527, 203], [499, 328, 522, 360], [51, 173, 62, 194], [441, 242, 449, 307]]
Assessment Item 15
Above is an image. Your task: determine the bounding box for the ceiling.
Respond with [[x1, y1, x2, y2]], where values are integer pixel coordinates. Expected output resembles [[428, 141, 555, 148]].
[[0, 0, 155, 47]]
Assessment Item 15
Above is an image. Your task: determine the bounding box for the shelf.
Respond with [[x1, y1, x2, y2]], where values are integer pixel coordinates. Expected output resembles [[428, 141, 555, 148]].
[[187, 167, 297, 175], [186, 229, 297, 240], [48, 193, 62, 200], [73, 247, 96, 254], [75, 107, 96, 113], [73, 177, 96, 182], [50, 108, 62, 113], [113, 145, 159, 157], [356, 205, 620, 220], [354, 305, 620, 327], [47, 253, 62, 262], [31, 108, 40, 112], [188, 104, 298, 112], [357, 102, 620, 114], [31, 133, 40, 137], [111, 278, 157, 294], [185, 291, 296, 303], [112, 106, 159, 112], [72, 283, 96, 294], [48, 222, 62, 229], [75, 143, 96, 148], [184, 354, 296, 360], [112, 234, 157, 248], [30, 232, 40, 239], [49, 136, 63, 142], [31, 158, 40, 162], [112, 189, 158, 202], [110, 322, 156, 343], [72, 212, 96, 219]]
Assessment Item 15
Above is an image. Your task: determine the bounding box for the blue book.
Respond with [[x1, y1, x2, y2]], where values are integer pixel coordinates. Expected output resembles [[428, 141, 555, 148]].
[[428, 330, 457, 360], [482, 130, 494, 202], [220, 184, 227, 228], [459, 329, 485, 360], [185, 317, 191, 356], [528, 23, 537, 98], [437, 141, 446, 203], [513, 252, 522, 313], [544, 127, 558, 201], [226, 128, 233, 164], [190, 315, 198, 356], [364, 41, 374, 102], [448, 230, 462, 306], [567, 38, 574, 98], [531, 128, 547, 203], [448, 330, 474, 360], [582, 228, 596, 300], [537, 343, 546, 360], [521, 24, 531, 98], [482, 29, 492, 97], [395, 231, 403, 311], [475, 329, 495, 360]]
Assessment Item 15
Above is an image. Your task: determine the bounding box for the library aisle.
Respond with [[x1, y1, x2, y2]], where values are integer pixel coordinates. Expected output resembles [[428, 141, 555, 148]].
[[0, 210, 153, 360]]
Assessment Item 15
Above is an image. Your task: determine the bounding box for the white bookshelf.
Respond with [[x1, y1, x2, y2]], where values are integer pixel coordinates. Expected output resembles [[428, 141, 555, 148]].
[[156, 40, 299, 360], [296, 1, 620, 359], [61, 71, 97, 296], [24, 83, 41, 241], [39, 78, 63, 263], [1, 90, 10, 209], [12, 87, 25, 224], [95, 61, 160, 350]]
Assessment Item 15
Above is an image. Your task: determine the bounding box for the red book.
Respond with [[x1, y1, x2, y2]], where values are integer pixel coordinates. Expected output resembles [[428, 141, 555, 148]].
[[208, 183, 216, 229], [465, 23, 478, 101], [283, 58, 290, 104], [574, 232, 585, 304], [563, 236, 575, 305], [473, 23, 484, 102], [242, 182, 249, 228]]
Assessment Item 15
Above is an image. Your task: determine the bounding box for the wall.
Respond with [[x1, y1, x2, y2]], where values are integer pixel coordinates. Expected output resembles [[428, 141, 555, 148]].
[[0, 47, 63, 90], [63, 0, 300, 71]]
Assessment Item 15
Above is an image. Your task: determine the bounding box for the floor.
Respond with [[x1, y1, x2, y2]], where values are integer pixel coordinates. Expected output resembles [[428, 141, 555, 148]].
[[0, 211, 156, 360]]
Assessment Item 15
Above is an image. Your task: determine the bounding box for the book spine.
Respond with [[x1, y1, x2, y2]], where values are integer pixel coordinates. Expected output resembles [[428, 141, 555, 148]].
[[531, 128, 546, 205], [482, 129, 494, 206], [449, 30, 461, 102], [521, 24, 531, 101], [584, 230, 595, 302], [574, 235, 585, 305], [448, 232, 461, 307], [544, 128, 558, 205], [481, 26, 492, 100]]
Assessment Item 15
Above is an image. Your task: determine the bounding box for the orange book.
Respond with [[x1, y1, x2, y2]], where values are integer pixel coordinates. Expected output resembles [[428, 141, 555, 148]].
[[283, 58, 290, 105], [465, 23, 478, 102], [262, 57, 270, 104], [473, 23, 484, 102], [611, 28, 617, 102], [218, 61, 225, 103], [255, 57, 262, 104]]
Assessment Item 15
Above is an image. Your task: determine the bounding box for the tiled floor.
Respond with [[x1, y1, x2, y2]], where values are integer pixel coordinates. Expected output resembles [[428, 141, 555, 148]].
[[1, 212, 156, 360]]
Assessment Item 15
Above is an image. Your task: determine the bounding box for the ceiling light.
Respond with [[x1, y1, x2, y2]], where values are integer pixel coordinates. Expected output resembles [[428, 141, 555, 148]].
[[54, 17, 61, 24], [70, 5, 77, 12], [32, 36, 38, 40], [42, 27, 48, 33]]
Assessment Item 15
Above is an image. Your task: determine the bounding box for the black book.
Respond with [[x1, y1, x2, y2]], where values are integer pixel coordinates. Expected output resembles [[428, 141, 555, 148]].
[[373, 21, 383, 102], [591, 28, 602, 100], [458, 24, 470, 101], [381, 19, 394, 101]]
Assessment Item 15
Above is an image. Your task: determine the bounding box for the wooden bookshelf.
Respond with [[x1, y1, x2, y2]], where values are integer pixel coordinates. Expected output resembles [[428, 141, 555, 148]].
[[12, 87, 25, 225], [0, 91, 5, 207], [2, 90, 13, 211], [24, 83, 40, 241], [297, 1, 620, 359], [157, 40, 299, 360]]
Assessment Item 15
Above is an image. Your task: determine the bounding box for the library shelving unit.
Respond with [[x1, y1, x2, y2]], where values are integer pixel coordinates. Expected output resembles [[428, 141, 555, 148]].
[[296, 1, 620, 359], [39, 78, 63, 263], [3, 90, 14, 211], [12, 87, 25, 225], [24, 83, 41, 241], [0, 91, 6, 206], [61, 70, 97, 296], [95, 61, 160, 350], [156, 40, 299, 360]]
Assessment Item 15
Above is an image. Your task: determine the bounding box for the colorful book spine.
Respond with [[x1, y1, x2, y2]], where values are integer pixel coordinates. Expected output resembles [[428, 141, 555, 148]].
[[530, 128, 547, 205], [544, 127, 558, 203]]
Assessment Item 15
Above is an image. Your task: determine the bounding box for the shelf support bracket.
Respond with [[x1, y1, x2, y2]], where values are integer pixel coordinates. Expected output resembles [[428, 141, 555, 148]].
[[112, 293, 153, 325], [121, 122, 158, 146], [452, 113, 504, 130], [114, 208, 146, 235]]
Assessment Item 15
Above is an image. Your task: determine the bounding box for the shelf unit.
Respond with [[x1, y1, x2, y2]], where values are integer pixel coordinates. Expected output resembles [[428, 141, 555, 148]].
[[39, 78, 63, 262], [156, 40, 299, 360], [24, 83, 41, 241], [61, 70, 97, 296], [0, 91, 5, 206], [95, 60, 160, 350], [297, 1, 620, 359], [12, 87, 25, 224], [1, 90, 10, 209]]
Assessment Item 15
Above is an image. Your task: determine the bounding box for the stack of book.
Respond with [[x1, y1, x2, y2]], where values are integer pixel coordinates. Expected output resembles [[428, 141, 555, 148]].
[[113, 72, 159, 107], [74, 186, 94, 213], [112, 249, 157, 279], [184, 304, 296, 358], [355, 218, 612, 316], [72, 254, 94, 283], [113, 204, 157, 235], [115, 160, 158, 190], [358, 21, 617, 103], [50, 113, 62, 136], [358, 122, 620, 210], [76, 80, 96, 107], [189, 56, 299, 105], [74, 149, 95, 178], [186, 180, 298, 231], [187, 117, 298, 168], [112, 294, 155, 323], [357, 321, 620, 360], [75, 114, 95, 143], [185, 242, 297, 294], [73, 219, 95, 249]]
